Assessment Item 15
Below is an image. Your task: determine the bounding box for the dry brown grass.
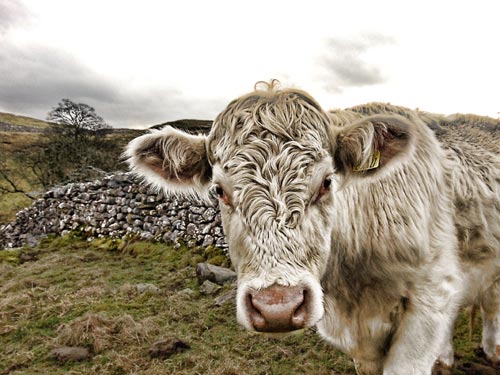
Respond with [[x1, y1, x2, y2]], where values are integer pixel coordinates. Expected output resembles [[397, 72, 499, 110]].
[[55, 313, 160, 354]]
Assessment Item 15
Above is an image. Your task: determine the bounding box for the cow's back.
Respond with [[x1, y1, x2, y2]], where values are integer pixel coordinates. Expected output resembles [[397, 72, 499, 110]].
[[436, 114, 500, 270], [437, 114, 500, 154]]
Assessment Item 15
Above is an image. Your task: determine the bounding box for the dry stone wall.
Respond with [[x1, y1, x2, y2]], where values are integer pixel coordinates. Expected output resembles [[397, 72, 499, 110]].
[[0, 172, 227, 250]]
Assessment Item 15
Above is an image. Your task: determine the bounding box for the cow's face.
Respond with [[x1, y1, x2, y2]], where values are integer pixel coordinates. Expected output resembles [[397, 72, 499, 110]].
[[126, 84, 415, 333], [206, 90, 336, 332]]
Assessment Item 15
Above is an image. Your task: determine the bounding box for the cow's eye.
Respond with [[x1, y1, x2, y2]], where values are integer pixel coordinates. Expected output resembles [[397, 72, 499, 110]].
[[215, 185, 224, 197], [317, 175, 333, 200], [214, 184, 230, 205]]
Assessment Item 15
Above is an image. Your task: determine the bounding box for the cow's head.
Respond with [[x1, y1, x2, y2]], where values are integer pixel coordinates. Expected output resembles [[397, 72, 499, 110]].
[[126, 82, 415, 333]]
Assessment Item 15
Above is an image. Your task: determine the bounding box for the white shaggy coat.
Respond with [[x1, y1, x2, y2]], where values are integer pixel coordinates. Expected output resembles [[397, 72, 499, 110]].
[[125, 83, 500, 375]]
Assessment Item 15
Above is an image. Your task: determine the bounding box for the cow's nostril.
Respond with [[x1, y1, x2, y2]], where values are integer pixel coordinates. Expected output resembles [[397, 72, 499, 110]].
[[247, 285, 310, 332], [291, 290, 308, 328], [247, 294, 267, 331]]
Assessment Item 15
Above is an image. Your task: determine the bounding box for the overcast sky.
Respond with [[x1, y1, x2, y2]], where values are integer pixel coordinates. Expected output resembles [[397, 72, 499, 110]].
[[0, 0, 499, 128]]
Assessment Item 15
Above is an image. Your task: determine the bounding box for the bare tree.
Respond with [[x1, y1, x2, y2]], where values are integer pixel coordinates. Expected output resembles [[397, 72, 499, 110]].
[[47, 99, 111, 139], [12, 99, 121, 188]]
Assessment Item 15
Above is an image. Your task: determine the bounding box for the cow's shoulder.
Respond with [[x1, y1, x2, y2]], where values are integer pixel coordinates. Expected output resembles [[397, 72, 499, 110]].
[[344, 102, 415, 118]]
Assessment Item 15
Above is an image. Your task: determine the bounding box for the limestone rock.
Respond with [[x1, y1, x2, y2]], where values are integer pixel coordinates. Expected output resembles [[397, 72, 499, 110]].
[[200, 280, 222, 295], [135, 283, 161, 294], [51, 346, 91, 362], [196, 263, 236, 285], [214, 289, 236, 306]]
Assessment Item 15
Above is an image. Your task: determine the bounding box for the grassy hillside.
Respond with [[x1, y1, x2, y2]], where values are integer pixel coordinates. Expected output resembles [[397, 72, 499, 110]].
[[0, 112, 52, 129], [0, 235, 497, 375], [0, 111, 145, 224], [0, 132, 42, 223]]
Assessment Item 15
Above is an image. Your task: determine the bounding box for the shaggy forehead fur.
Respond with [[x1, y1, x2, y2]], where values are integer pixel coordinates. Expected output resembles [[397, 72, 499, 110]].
[[206, 85, 333, 229]]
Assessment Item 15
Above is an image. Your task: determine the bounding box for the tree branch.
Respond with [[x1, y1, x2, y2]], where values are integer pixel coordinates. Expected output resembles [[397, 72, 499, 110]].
[[0, 169, 34, 200]]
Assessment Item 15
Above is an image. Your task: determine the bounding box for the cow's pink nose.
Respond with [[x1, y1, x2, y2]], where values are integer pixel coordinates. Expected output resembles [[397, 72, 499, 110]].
[[247, 285, 309, 332]]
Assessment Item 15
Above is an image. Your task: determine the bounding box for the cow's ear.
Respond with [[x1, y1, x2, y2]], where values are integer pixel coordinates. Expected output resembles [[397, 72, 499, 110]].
[[125, 126, 211, 195], [333, 115, 415, 179]]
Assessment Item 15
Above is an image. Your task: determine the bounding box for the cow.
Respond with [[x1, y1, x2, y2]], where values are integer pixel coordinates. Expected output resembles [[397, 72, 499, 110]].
[[125, 81, 500, 375]]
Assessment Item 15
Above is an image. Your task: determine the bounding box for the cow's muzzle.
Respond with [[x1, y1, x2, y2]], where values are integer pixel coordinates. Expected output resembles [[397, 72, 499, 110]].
[[246, 284, 310, 332]]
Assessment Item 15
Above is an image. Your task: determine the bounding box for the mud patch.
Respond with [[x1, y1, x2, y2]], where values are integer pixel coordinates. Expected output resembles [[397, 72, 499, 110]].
[[454, 348, 500, 375], [148, 337, 190, 359]]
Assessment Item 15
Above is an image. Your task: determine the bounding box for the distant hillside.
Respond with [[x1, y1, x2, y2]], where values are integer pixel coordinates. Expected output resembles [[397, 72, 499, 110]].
[[0, 112, 144, 135], [0, 112, 53, 132], [0, 112, 213, 134], [150, 119, 213, 133]]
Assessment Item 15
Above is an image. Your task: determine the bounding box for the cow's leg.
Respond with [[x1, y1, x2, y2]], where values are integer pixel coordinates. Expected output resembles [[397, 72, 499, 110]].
[[436, 322, 455, 368], [480, 279, 500, 362], [353, 359, 383, 375], [383, 310, 451, 375], [382, 282, 459, 375]]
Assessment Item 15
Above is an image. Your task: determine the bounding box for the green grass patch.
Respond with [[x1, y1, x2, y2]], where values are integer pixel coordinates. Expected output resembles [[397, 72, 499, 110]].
[[0, 193, 33, 224], [0, 248, 22, 264], [0, 131, 45, 224]]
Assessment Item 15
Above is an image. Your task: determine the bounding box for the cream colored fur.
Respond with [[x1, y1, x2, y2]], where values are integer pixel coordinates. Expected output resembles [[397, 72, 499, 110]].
[[126, 83, 500, 375]]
